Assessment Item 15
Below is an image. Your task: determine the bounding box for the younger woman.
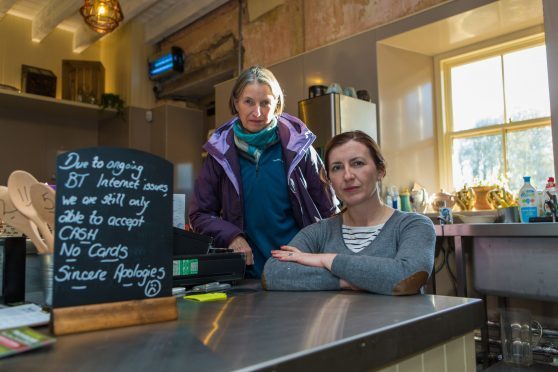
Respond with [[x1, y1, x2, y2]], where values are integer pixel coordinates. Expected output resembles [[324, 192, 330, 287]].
[[262, 130, 435, 294]]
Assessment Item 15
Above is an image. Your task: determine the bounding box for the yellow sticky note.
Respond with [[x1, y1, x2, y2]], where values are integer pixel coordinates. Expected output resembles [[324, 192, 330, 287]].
[[183, 292, 227, 302]]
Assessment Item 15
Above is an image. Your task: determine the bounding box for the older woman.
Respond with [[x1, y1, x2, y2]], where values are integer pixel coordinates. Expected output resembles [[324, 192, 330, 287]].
[[189, 66, 337, 278], [262, 130, 435, 295]]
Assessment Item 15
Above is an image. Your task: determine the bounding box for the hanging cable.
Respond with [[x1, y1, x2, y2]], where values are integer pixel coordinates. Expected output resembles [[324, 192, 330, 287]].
[[434, 238, 446, 274], [237, 0, 244, 75], [445, 238, 458, 295]]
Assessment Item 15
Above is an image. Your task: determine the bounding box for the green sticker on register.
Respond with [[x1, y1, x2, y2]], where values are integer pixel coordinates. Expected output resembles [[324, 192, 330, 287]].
[[173, 259, 198, 276]]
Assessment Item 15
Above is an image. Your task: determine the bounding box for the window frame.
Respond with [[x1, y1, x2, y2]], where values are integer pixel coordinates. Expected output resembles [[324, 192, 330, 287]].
[[434, 29, 550, 191]]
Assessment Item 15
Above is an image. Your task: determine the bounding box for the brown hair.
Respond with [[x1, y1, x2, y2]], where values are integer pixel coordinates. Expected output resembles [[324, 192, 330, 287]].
[[229, 65, 284, 116], [323, 130, 386, 179]]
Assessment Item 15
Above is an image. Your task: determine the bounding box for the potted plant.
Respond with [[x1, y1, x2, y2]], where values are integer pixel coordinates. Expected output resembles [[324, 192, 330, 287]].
[[99, 93, 125, 119]]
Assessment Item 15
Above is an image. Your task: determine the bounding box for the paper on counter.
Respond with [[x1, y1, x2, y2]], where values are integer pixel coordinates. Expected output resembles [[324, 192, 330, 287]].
[[173, 194, 186, 229], [0, 304, 50, 330]]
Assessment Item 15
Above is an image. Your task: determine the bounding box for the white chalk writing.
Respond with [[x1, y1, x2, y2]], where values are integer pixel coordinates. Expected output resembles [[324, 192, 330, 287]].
[[54, 150, 170, 303]]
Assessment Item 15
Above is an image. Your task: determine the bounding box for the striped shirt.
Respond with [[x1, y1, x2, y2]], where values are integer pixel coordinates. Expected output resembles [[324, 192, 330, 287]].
[[342, 224, 384, 253]]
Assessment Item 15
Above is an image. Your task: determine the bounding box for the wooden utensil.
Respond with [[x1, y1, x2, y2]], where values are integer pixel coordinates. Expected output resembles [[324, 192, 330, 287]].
[[30, 183, 56, 227], [7, 171, 55, 251], [0, 186, 49, 253]]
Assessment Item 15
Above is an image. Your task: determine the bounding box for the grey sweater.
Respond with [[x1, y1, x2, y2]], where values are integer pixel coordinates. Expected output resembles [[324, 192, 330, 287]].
[[262, 210, 435, 294]]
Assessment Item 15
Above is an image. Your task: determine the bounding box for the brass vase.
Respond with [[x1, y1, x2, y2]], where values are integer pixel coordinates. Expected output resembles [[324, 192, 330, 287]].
[[472, 186, 495, 210]]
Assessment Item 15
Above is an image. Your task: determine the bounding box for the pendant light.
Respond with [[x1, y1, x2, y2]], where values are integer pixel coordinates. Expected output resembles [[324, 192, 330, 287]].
[[80, 0, 124, 34]]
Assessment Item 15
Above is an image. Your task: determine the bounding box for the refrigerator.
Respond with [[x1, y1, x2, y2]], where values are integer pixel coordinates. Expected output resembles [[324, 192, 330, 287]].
[[298, 93, 377, 157]]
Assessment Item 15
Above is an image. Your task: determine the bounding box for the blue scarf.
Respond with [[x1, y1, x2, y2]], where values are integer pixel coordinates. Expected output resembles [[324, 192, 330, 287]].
[[233, 118, 279, 162]]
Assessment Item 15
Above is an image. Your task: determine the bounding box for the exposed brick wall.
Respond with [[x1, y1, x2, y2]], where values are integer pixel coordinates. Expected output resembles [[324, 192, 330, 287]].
[[304, 0, 447, 51], [159, 0, 447, 83], [242, 0, 305, 67]]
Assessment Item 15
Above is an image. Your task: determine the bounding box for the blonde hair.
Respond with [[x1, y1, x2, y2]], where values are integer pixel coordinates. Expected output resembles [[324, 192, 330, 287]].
[[229, 65, 284, 116]]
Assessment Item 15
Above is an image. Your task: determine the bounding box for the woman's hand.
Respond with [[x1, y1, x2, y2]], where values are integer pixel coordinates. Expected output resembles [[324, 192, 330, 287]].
[[228, 236, 254, 265], [271, 245, 336, 270]]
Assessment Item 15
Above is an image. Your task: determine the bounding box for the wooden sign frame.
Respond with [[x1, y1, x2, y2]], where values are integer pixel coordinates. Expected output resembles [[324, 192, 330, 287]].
[[52, 297, 177, 336]]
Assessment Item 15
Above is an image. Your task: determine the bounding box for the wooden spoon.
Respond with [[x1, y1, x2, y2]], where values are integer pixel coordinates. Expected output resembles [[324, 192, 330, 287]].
[[0, 186, 49, 253], [30, 183, 56, 227], [7, 171, 55, 251]]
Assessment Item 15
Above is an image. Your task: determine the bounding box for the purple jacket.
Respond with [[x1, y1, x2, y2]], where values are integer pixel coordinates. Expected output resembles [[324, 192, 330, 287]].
[[188, 112, 338, 248]]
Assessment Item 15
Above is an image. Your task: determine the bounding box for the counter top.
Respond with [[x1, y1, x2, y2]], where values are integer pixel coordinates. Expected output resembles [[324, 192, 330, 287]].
[[2, 282, 483, 371], [434, 221, 558, 300], [435, 222, 558, 237]]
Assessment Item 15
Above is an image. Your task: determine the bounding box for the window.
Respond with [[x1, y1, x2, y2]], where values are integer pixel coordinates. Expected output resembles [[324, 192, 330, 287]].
[[440, 36, 553, 193]]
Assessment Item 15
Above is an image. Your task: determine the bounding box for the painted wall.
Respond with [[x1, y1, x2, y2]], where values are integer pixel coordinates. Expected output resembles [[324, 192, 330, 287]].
[[0, 14, 100, 98], [0, 101, 99, 184], [149, 105, 205, 222], [377, 44, 437, 195], [215, 78, 235, 126], [99, 21, 156, 109], [0, 14, 156, 109], [543, 0, 558, 183]]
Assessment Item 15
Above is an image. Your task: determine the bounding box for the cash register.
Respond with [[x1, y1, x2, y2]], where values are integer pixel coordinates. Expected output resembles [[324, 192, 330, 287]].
[[172, 228, 245, 287]]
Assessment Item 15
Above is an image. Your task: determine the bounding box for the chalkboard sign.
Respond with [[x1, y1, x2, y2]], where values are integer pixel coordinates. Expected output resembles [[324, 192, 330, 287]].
[[52, 148, 173, 308]]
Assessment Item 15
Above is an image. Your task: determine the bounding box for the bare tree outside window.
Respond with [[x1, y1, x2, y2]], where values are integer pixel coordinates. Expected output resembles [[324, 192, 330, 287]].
[[444, 41, 553, 193]]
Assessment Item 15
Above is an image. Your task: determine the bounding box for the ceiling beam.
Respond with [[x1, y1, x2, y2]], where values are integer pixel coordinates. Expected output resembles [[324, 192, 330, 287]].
[[31, 0, 82, 42], [144, 0, 228, 45], [0, 0, 17, 20], [73, 0, 158, 53], [120, 0, 159, 21], [73, 23, 102, 54]]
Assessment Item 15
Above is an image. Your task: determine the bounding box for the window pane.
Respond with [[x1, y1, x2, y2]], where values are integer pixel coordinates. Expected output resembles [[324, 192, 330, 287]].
[[451, 57, 504, 131], [452, 135, 503, 189], [506, 126, 554, 192], [504, 45, 550, 122]]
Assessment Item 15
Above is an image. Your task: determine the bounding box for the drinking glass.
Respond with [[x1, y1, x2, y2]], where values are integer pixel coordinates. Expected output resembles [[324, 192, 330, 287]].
[[500, 308, 543, 367]]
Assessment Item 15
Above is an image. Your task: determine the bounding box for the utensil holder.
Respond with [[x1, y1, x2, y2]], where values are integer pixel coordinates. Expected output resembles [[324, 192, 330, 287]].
[[1, 237, 26, 304]]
